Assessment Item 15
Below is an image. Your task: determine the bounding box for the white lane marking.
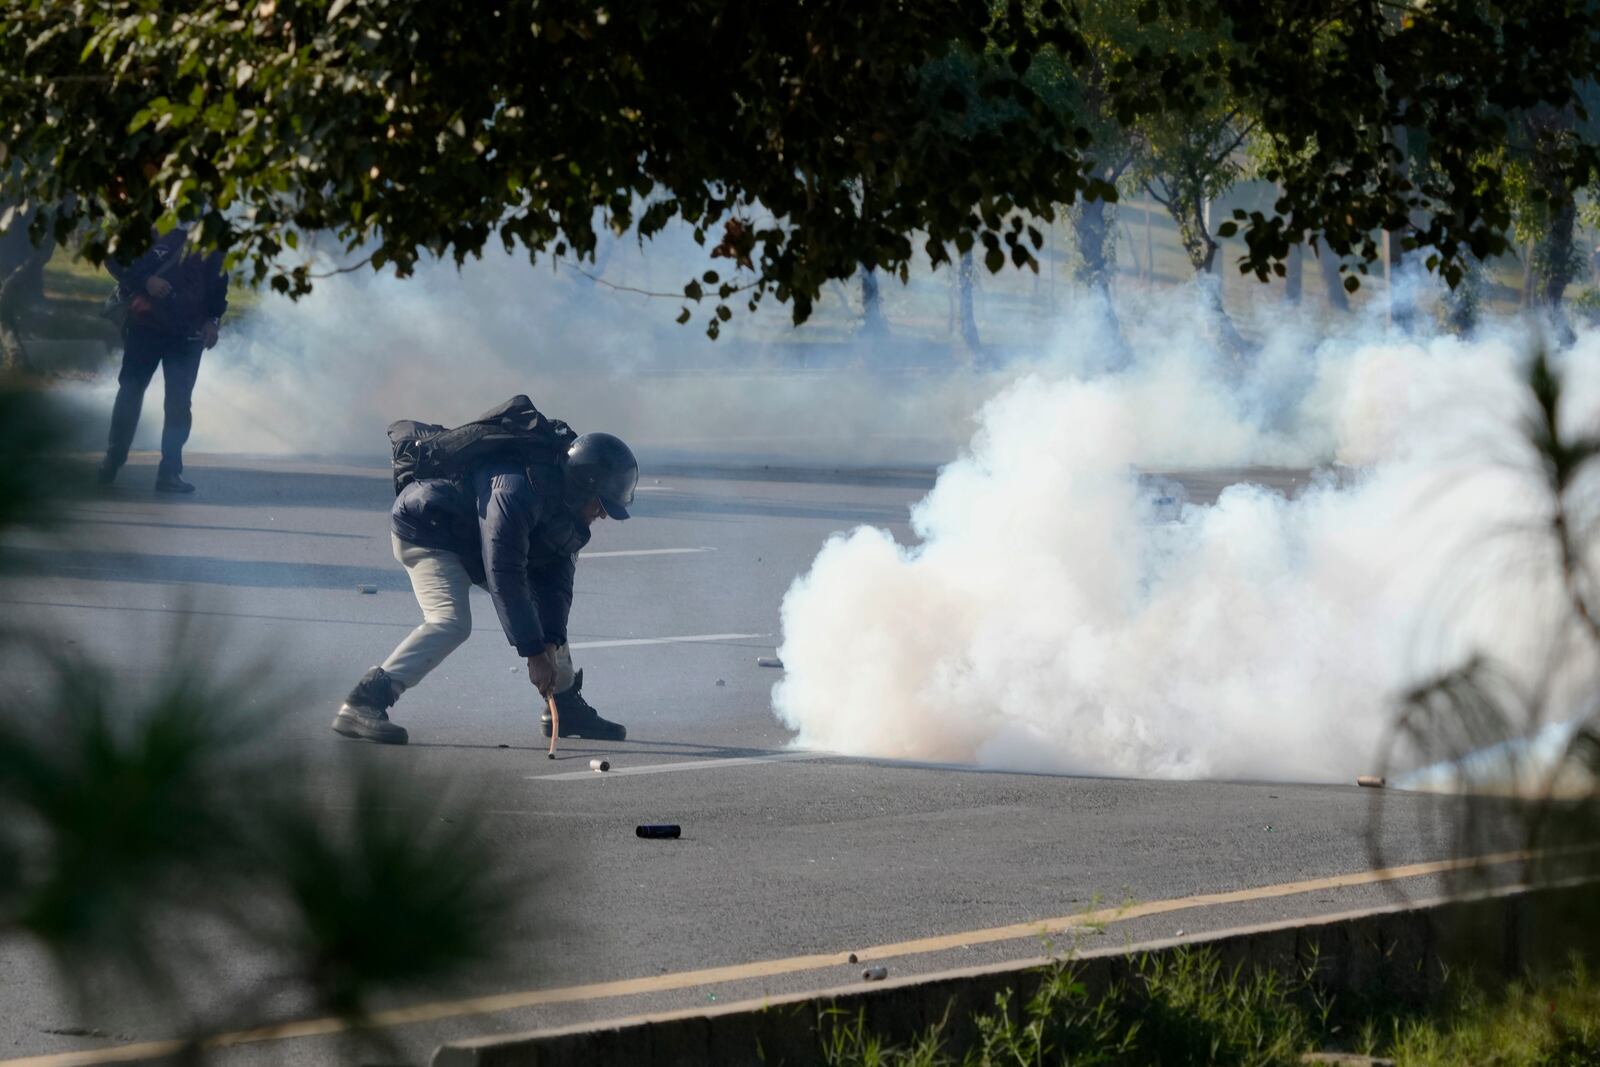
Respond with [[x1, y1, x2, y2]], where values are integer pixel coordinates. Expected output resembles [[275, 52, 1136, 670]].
[[567, 632, 767, 650], [529, 751, 827, 781], [584, 547, 712, 558]]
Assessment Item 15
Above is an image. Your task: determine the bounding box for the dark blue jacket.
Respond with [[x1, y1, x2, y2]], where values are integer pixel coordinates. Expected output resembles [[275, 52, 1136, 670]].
[[108, 227, 229, 340], [391, 461, 588, 655]]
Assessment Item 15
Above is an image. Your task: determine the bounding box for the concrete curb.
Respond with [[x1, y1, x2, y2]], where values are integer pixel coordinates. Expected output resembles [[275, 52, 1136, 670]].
[[432, 880, 1599, 1067]]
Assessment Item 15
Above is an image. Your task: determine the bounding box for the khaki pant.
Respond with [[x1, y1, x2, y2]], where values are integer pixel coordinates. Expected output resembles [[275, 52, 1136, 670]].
[[380, 534, 575, 694]]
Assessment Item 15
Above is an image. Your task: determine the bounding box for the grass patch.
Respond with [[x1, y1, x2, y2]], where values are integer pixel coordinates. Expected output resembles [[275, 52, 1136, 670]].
[[1382, 961, 1600, 1067], [818, 949, 1600, 1067]]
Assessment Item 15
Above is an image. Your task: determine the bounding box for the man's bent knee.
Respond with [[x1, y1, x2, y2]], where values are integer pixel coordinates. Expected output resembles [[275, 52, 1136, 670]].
[[425, 616, 473, 648]]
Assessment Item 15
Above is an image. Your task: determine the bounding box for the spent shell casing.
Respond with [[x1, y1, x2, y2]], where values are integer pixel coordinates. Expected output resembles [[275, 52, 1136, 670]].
[[636, 824, 681, 839], [591, 759, 610, 772], [1356, 775, 1386, 788], [862, 966, 888, 982], [355, 584, 378, 594], [756, 656, 784, 668]]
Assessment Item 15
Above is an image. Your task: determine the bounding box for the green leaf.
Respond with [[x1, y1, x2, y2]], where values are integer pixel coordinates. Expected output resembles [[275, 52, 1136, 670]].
[[984, 247, 1004, 273], [675, 307, 691, 324]]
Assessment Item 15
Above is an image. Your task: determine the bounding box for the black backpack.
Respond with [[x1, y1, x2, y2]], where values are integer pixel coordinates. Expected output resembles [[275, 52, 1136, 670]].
[[387, 395, 578, 496]]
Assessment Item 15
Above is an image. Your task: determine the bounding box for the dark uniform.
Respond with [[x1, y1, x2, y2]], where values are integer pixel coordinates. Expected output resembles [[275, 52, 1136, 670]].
[[100, 226, 229, 492]]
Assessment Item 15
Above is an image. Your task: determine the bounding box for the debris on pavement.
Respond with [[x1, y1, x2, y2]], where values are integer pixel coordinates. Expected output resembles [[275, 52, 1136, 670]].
[[847, 952, 858, 964], [756, 656, 784, 668], [591, 759, 610, 772], [862, 966, 888, 982], [636, 824, 682, 839], [715, 678, 726, 686], [1357, 775, 1386, 788], [355, 584, 378, 594]]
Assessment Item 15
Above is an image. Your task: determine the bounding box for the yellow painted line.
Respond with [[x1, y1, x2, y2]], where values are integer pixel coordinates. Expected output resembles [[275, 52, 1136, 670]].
[[0, 848, 1540, 1067]]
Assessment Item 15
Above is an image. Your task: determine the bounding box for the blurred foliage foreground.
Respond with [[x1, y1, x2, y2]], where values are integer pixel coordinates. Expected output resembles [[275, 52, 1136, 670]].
[[0, 384, 525, 1058]]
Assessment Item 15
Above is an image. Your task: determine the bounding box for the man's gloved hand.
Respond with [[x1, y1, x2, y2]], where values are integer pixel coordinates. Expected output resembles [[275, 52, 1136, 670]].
[[145, 276, 173, 298], [527, 645, 559, 696], [202, 321, 220, 350]]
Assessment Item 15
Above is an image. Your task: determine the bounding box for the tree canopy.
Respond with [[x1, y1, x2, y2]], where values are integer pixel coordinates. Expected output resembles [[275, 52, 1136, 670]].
[[3, 0, 1600, 333]]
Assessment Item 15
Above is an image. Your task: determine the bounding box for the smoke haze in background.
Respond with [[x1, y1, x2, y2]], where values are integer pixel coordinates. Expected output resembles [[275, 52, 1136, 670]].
[[65, 236, 1600, 784], [90, 238, 1042, 466]]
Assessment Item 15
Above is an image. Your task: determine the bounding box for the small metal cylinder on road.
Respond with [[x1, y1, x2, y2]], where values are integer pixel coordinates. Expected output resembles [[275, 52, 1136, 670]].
[[636, 824, 681, 839]]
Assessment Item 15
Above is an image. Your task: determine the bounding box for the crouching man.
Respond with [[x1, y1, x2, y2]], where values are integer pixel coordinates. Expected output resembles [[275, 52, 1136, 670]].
[[333, 433, 638, 745]]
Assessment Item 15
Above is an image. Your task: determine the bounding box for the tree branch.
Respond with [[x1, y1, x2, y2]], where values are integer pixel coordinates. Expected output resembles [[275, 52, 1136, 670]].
[[555, 257, 758, 301], [1143, 178, 1175, 213], [307, 255, 375, 279], [1205, 118, 1256, 174]]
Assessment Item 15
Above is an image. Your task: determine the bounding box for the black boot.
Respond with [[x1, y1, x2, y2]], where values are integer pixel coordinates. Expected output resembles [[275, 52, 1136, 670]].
[[155, 472, 196, 494], [541, 670, 626, 741], [332, 667, 408, 744]]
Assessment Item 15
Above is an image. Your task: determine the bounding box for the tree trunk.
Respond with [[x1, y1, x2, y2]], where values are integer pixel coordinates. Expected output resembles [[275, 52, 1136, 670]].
[[1201, 275, 1249, 357], [1443, 253, 1482, 335], [1284, 243, 1302, 305], [1071, 194, 1132, 366], [1522, 236, 1536, 308], [1144, 194, 1154, 281], [1154, 181, 1246, 357], [957, 249, 979, 353], [859, 266, 887, 335], [1072, 195, 1115, 293], [1524, 103, 1580, 311], [0, 263, 38, 374], [1316, 241, 1350, 312], [1385, 125, 1414, 332], [1537, 197, 1577, 308], [0, 205, 51, 312]]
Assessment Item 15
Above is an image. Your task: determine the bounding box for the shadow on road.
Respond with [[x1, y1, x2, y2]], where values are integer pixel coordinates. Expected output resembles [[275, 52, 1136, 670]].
[[7, 548, 406, 591], [412, 739, 798, 761]]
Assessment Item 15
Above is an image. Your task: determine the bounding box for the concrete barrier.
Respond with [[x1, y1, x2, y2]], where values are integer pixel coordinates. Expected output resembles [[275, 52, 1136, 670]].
[[433, 880, 1600, 1067]]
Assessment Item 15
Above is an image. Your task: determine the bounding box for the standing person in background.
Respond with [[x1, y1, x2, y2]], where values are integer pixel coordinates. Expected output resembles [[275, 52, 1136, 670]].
[[97, 221, 228, 493]]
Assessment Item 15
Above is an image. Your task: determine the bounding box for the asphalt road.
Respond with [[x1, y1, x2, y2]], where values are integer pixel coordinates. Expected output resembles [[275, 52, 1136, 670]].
[[0, 455, 1502, 1066]]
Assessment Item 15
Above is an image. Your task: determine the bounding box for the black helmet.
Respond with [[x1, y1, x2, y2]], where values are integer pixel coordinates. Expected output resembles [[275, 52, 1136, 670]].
[[564, 432, 638, 520]]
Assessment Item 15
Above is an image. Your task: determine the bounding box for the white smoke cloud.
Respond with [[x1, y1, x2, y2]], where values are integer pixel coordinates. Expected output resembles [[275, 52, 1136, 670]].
[[772, 309, 1600, 783]]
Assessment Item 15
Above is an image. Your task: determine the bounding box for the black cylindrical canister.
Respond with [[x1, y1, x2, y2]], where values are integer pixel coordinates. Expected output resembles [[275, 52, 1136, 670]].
[[635, 824, 682, 839]]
